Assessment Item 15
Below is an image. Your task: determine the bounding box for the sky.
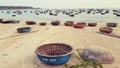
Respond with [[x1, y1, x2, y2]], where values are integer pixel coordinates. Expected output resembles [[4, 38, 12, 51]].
[[0, 0, 120, 8]]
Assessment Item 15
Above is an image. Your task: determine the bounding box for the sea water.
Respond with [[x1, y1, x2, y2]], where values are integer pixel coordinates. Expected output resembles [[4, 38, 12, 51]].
[[0, 9, 120, 23]]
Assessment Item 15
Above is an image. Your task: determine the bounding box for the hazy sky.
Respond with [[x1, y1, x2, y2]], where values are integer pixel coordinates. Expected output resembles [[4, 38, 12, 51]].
[[0, 0, 120, 8]]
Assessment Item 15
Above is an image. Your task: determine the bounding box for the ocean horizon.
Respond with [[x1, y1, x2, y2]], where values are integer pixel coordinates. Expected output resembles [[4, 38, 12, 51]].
[[0, 8, 120, 23]]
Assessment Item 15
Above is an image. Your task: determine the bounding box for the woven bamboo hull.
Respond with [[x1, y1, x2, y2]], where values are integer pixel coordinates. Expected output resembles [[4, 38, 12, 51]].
[[17, 27, 31, 33], [26, 21, 37, 25], [51, 21, 60, 26], [35, 43, 73, 65], [107, 23, 118, 27], [39, 22, 46, 26], [88, 23, 97, 26], [74, 22, 86, 28], [99, 27, 113, 33], [64, 21, 74, 26]]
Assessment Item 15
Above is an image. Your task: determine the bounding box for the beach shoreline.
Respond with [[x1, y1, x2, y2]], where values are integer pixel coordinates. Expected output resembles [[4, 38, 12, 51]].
[[0, 19, 120, 68]]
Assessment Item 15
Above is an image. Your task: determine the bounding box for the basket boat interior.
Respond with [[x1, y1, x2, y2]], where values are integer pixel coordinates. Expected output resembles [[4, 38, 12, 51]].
[[37, 44, 72, 56]]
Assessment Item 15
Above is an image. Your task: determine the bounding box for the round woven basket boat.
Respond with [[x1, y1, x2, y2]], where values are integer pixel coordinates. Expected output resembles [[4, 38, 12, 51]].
[[17, 27, 31, 33], [88, 23, 97, 27], [99, 27, 113, 33], [64, 21, 74, 26], [39, 22, 46, 26], [107, 23, 118, 27], [35, 43, 73, 65], [26, 21, 36, 25], [1, 20, 14, 24], [74, 22, 86, 28], [51, 21, 60, 26]]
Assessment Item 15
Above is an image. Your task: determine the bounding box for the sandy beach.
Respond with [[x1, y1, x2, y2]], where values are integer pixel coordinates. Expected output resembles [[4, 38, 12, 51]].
[[0, 20, 120, 68]]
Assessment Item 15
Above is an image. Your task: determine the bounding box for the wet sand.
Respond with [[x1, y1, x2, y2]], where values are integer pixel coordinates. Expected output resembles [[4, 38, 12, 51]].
[[0, 20, 120, 68]]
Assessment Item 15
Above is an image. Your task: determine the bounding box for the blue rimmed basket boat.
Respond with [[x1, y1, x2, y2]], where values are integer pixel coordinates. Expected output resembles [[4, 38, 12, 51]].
[[17, 27, 31, 33], [35, 43, 73, 65]]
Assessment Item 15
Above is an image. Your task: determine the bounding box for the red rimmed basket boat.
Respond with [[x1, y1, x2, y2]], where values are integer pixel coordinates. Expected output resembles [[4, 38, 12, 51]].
[[74, 22, 86, 28], [99, 27, 113, 33], [64, 21, 74, 26]]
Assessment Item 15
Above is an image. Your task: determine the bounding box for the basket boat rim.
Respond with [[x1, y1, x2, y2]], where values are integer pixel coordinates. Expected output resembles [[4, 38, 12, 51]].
[[35, 43, 74, 57]]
